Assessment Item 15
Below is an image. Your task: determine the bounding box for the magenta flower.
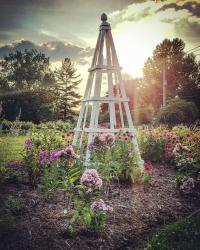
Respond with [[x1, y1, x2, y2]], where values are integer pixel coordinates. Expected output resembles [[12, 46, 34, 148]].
[[39, 151, 49, 158], [50, 150, 59, 161]]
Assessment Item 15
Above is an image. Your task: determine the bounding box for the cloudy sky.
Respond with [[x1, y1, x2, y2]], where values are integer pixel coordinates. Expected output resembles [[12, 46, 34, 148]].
[[0, 0, 200, 93]]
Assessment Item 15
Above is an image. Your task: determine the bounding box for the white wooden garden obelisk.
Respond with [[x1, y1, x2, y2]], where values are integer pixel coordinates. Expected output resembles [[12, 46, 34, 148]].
[[73, 13, 143, 166]]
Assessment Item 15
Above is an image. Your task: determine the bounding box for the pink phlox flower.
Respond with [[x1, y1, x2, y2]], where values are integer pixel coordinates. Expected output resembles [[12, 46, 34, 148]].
[[80, 169, 102, 188], [65, 145, 75, 156], [91, 199, 113, 213], [98, 134, 106, 142]]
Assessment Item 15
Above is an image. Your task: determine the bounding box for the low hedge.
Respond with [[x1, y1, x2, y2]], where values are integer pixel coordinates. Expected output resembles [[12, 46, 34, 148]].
[[0, 120, 72, 134]]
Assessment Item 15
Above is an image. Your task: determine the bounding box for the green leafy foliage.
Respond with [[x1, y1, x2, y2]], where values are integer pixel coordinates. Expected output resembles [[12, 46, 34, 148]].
[[0, 119, 72, 134], [142, 38, 200, 114], [22, 128, 64, 187], [90, 133, 143, 185], [156, 98, 199, 126], [0, 50, 81, 123], [5, 195, 22, 215], [146, 214, 200, 250], [137, 128, 166, 163], [38, 163, 66, 192]]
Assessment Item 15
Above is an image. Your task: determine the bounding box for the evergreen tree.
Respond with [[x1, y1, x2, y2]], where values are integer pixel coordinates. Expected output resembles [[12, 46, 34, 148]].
[[54, 58, 81, 121]]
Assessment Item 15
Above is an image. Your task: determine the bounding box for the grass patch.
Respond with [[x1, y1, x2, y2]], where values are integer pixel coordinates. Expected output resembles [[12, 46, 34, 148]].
[[0, 135, 27, 166], [146, 213, 200, 250]]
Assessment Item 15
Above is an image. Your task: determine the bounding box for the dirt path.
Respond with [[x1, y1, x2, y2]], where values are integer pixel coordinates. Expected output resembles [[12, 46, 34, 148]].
[[0, 166, 199, 250]]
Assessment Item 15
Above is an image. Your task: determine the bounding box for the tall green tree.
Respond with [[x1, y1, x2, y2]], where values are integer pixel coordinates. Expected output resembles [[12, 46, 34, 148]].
[[142, 38, 200, 112], [177, 54, 200, 111], [0, 49, 54, 90], [54, 58, 81, 121], [0, 49, 55, 122]]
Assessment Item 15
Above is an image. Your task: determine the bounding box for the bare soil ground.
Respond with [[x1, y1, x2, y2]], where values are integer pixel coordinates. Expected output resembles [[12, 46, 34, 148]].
[[0, 166, 199, 250]]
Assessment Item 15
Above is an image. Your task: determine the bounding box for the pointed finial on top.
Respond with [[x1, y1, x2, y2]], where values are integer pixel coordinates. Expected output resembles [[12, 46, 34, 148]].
[[101, 13, 107, 22]]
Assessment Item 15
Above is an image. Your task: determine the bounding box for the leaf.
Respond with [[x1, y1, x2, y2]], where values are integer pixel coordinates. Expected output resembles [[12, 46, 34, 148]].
[[70, 210, 79, 224], [83, 211, 92, 225]]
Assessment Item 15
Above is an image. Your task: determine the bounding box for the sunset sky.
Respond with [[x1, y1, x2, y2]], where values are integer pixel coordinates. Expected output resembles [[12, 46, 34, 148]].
[[0, 0, 200, 92]]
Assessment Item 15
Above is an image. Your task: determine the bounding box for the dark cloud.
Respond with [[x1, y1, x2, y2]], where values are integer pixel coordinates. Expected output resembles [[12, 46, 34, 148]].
[[110, 6, 152, 28], [174, 18, 200, 41], [0, 0, 147, 35], [156, 2, 200, 18], [0, 40, 94, 64]]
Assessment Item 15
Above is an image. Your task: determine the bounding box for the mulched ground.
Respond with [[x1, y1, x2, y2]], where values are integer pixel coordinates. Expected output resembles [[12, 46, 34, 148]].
[[0, 165, 199, 250]]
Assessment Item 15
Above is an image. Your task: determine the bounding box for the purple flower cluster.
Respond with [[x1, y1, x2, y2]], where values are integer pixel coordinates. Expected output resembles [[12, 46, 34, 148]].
[[38, 145, 77, 166], [24, 139, 33, 150], [39, 150, 59, 165], [50, 150, 59, 161], [39, 151, 49, 158], [180, 176, 195, 194], [56, 145, 75, 158], [88, 142, 95, 151], [39, 150, 51, 165], [91, 199, 113, 213], [80, 169, 102, 189]]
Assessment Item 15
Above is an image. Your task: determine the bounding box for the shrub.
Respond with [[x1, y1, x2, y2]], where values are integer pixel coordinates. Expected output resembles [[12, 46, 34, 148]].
[[156, 98, 199, 126], [137, 128, 167, 163], [5, 195, 22, 216], [37, 120, 72, 132], [22, 128, 80, 191], [0, 119, 72, 134], [0, 119, 35, 135], [137, 104, 154, 125], [22, 129, 64, 187], [0, 119, 12, 133], [146, 214, 200, 250]]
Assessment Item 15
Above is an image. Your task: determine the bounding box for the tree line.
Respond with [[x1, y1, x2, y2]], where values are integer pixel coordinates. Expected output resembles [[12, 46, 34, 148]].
[[0, 50, 81, 123], [0, 37, 199, 125]]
